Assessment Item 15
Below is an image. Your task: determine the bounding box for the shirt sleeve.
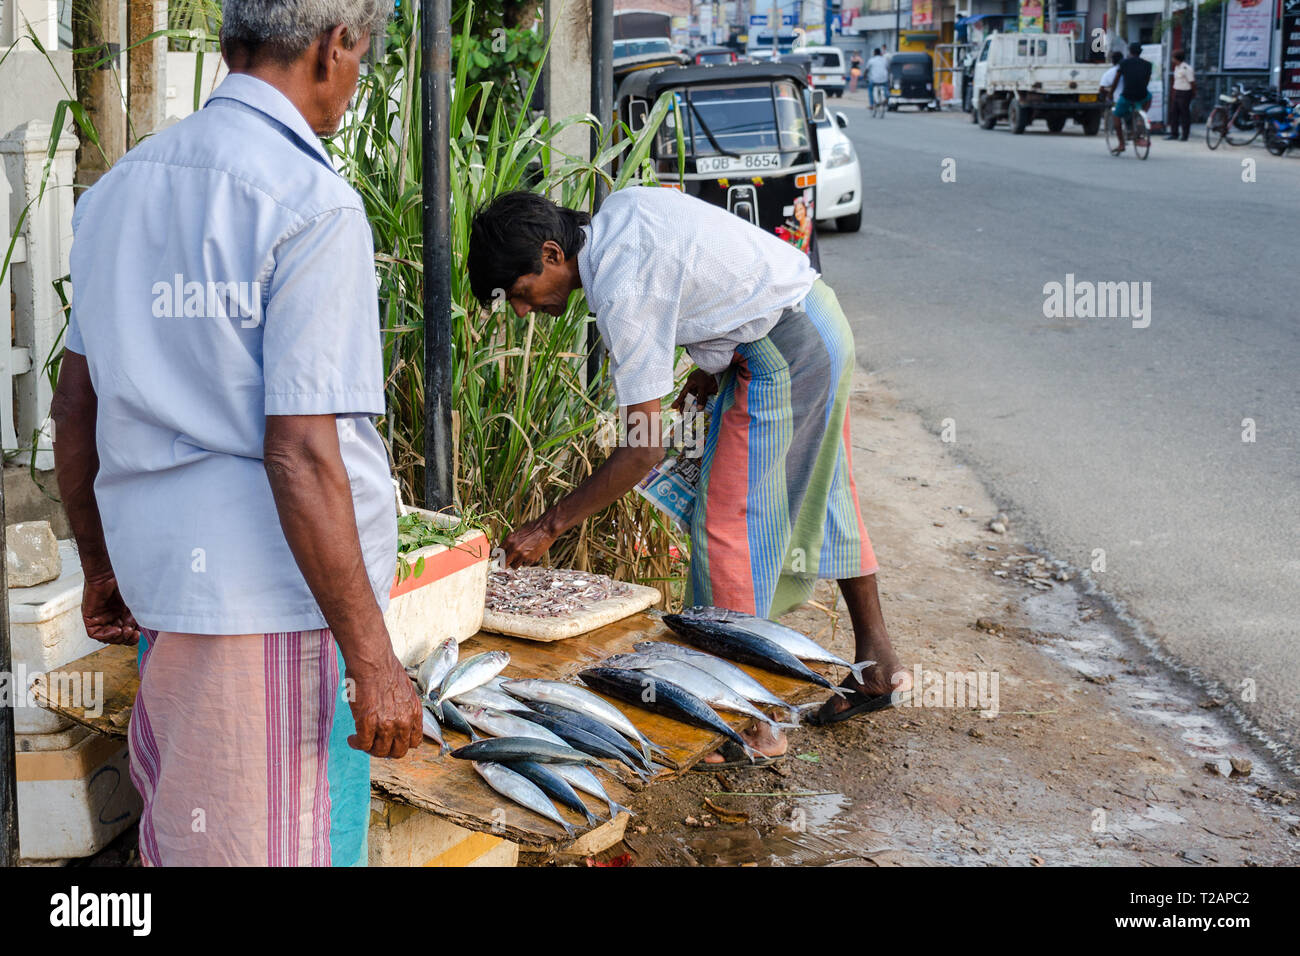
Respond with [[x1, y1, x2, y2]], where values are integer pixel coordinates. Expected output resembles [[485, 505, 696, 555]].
[[64, 198, 88, 355], [263, 207, 386, 416], [597, 291, 677, 407], [64, 302, 85, 355]]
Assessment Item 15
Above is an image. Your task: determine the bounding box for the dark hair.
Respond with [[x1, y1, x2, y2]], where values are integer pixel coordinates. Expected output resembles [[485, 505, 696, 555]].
[[1110, 51, 1123, 65], [467, 190, 591, 306], [1172, 49, 1185, 62], [1128, 42, 1142, 56], [872, 47, 881, 55]]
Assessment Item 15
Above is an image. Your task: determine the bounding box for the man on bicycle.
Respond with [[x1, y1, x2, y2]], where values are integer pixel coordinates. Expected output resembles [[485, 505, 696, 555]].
[[1109, 43, 1152, 155], [865, 47, 889, 109]]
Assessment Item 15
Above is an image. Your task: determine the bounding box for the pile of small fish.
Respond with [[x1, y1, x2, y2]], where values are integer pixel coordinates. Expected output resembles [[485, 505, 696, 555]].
[[409, 642, 644, 838], [485, 567, 632, 618], [408, 606, 871, 839]]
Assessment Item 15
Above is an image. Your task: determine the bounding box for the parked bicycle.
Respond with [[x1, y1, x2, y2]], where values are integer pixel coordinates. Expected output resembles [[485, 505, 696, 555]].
[[1206, 84, 1292, 149], [1104, 103, 1150, 159]]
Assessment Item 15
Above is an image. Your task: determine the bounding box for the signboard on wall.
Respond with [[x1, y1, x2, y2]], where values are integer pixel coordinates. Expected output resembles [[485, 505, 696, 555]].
[[1222, 0, 1272, 70], [1283, 0, 1300, 100], [913, 0, 933, 27], [1019, 0, 1045, 33]]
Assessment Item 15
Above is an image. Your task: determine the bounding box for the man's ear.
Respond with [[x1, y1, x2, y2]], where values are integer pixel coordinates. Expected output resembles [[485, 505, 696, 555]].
[[316, 24, 350, 79], [541, 239, 564, 266]]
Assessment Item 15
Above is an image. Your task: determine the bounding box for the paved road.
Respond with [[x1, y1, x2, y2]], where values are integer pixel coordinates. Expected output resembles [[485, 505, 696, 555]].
[[817, 103, 1300, 771]]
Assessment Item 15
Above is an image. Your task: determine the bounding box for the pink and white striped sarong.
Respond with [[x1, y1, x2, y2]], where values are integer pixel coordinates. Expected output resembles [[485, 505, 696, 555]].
[[128, 628, 370, 866]]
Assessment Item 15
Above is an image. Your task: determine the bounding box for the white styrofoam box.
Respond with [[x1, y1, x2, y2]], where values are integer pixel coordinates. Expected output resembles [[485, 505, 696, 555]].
[[17, 730, 142, 862], [8, 539, 100, 735], [16, 723, 90, 753], [9, 539, 98, 668], [383, 508, 490, 668]]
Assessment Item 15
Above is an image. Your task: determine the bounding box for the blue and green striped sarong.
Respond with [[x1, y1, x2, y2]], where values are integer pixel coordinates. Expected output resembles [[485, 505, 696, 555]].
[[689, 278, 877, 619]]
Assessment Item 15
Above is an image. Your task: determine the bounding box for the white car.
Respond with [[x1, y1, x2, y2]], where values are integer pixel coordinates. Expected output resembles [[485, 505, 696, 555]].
[[811, 98, 861, 231], [800, 45, 848, 97]]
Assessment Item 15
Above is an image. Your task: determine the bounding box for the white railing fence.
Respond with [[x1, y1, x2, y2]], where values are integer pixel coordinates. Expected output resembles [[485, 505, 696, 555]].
[[1, 119, 77, 470]]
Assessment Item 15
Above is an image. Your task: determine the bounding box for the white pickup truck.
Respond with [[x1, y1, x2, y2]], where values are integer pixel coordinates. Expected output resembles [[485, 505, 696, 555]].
[[971, 32, 1109, 135]]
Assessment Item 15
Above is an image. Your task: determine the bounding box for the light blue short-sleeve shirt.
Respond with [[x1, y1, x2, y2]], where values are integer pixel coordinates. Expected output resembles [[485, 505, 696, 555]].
[[66, 73, 397, 634]]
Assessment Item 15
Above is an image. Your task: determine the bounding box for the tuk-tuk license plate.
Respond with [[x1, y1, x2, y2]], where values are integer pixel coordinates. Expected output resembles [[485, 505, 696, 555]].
[[697, 153, 781, 174], [1078, 94, 1098, 102]]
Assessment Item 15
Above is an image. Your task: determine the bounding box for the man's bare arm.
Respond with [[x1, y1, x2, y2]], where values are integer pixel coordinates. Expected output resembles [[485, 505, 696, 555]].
[[501, 398, 665, 567], [263, 414, 421, 758], [51, 351, 138, 644]]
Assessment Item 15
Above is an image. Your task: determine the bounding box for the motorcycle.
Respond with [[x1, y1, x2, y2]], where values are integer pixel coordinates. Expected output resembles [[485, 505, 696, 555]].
[[1259, 100, 1300, 156]]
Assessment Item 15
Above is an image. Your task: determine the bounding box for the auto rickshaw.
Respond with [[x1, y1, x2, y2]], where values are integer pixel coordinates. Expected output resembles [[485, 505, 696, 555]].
[[887, 52, 939, 111], [613, 62, 823, 268]]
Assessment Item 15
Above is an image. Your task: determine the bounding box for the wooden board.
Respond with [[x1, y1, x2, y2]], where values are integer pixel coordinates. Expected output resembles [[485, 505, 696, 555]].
[[36, 614, 835, 854], [481, 582, 662, 641], [30, 642, 139, 740]]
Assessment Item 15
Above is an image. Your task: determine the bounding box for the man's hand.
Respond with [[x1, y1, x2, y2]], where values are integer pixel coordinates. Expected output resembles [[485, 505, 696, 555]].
[[80, 569, 140, 646], [672, 368, 718, 411], [346, 650, 423, 759], [501, 513, 560, 568]]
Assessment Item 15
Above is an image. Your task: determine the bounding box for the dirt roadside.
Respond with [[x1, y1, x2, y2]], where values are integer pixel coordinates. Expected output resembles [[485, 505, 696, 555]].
[[603, 373, 1300, 867]]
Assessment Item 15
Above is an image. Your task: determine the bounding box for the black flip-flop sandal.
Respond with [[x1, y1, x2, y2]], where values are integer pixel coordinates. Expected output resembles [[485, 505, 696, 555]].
[[807, 686, 911, 726], [690, 740, 786, 772]]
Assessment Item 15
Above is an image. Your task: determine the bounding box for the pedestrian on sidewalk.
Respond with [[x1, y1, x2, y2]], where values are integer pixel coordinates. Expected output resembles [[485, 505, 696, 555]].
[[849, 51, 863, 93], [52, 0, 419, 867], [469, 187, 913, 763], [1166, 49, 1195, 141]]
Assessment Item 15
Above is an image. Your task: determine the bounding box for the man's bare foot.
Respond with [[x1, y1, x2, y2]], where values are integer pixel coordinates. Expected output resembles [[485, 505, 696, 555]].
[[702, 722, 787, 764], [818, 636, 912, 720]]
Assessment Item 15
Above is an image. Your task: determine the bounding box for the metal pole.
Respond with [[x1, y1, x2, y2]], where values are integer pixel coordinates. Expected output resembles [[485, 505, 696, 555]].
[[0, 471, 19, 866], [588, 0, 613, 389], [591, 0, 613, 209], [1161, 0, 1172, 128], [1191, 0, 1198, 75], [422, 0, 454, 511]]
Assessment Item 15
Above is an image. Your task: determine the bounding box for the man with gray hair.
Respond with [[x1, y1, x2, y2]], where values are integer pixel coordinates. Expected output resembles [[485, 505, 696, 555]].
[[51, 0, 419, 866]]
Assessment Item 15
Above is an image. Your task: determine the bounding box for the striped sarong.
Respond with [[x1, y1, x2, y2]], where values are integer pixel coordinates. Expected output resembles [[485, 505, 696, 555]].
[[129, 628, 370, 866], [690, 278, 877, 618]]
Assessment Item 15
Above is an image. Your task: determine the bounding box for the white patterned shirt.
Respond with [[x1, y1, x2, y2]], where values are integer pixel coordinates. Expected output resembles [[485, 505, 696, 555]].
[[577, 186, 819, 406]]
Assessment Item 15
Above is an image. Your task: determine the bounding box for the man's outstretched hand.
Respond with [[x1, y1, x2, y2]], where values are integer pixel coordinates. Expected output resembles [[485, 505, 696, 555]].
[[500, 514, 560, 568]]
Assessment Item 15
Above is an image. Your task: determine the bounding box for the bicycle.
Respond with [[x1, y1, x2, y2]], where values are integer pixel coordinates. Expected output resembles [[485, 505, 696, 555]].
[[870, 82, 888, 119], [1205, 84, 1290, 149], [1104, 103, 1151, 159]]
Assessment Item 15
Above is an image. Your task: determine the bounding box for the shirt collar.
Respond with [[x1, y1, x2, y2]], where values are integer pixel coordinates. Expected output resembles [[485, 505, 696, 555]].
[[204, 73, 337, 173], [577, 223, 594, 291]]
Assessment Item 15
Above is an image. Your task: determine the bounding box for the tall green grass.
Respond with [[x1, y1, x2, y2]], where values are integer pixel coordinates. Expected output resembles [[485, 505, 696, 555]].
[[333, 2, 688, 601]]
